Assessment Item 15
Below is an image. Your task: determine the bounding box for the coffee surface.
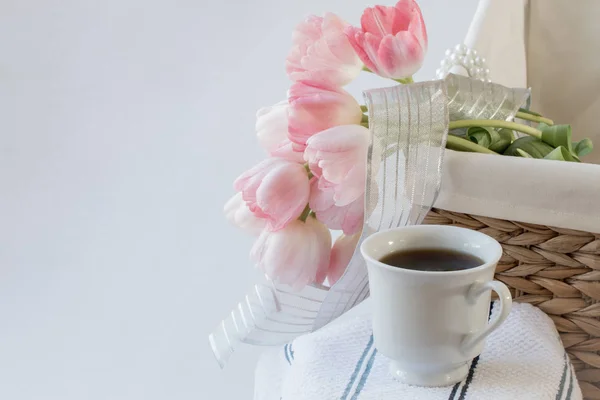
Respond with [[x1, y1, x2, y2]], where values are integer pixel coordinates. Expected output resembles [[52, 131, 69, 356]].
[[379, 248, 483, 272]]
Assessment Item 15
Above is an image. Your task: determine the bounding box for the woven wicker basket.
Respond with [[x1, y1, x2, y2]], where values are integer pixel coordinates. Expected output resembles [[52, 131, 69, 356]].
[[424, 208, 600, 399]]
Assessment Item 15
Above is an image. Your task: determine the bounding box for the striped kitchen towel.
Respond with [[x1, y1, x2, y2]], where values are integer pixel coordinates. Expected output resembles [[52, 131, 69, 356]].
[[254, 301, 581, 400]]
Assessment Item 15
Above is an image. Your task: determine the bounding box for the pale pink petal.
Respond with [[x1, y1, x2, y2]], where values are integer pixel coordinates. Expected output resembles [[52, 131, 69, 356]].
[[270, 140, 305, 163], [378, 32, 424, 78], [360, 6, 389, 37], [233, 158, 279, 193], [286, 13, 362, 89], [363, 32, 384, 74], [224, 193, 266, 235], [328, 232, 361, 285], [407, 0, 427, 49], [256, 101, 304, 163], [235, 158, 310, 231], [344, 0, 427, 79], [256, 101, 289, 151], [256, 162, 310, 231], [306, 217, 333, 285], [309, 178, 364, 235], [304, 125, 370, 207], [287, 83, 362, 151], [251, 218, 331, 291]]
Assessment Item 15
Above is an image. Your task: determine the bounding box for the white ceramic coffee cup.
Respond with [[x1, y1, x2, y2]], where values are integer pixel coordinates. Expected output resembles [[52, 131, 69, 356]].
[[360, 225, 512, 387]]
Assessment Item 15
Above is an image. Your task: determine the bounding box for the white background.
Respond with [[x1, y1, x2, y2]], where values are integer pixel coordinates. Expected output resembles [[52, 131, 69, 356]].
[[0, 0, 478, 398]]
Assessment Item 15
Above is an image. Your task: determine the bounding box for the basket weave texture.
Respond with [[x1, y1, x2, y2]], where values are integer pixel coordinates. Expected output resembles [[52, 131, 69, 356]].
[[424, 209, 600, 400]]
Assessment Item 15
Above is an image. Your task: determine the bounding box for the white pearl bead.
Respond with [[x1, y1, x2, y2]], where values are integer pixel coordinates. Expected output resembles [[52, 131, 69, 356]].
[[480, 57, 487, 65], [449, 53, 458, 62], [487, 79, 492, 83], [441, 59, 448, 67], [468, 67, 477, 76], [466, 48, 475, 57], [464, 57, 476, 67], [474, 56, 482, 66], [455, 44, 467, 54], [484, 68, 490, 76], [474, 67, 482, 76], [445, 49, 452, 57]]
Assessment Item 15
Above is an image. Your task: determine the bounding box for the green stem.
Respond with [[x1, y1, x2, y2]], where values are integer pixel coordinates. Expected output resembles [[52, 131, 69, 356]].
[[449, 119, 542, 139], [515, 111, 554, 126], [394, 76, 414, 84], [303, 163, 314, 179], [446, 135, 498, 154], [357, 121, 497, 155], [298, 204, 311, 222], [360, 105, 368, 112], [362, 66, 413, 84], [361, 114, 369, 123]]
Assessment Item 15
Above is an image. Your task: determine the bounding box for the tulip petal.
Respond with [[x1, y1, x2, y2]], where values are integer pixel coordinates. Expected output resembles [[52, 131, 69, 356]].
[[305, 125, 370, 206], [328, 232, 360, 285], [251, 218, 331, 291], [286, 13, 362, 89], [345, 0, 427, 79], [256, 162, 310, 231], [378, 31, 424, 78], [309, 178, 364, 235]]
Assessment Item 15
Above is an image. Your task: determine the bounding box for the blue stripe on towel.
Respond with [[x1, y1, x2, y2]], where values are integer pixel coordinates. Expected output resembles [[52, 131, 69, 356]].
[[451, 301, 495, 400], [284, 344, 291, 365], [351, 348, 378, 400], [341, 335, 374, 400], [565, 363, 575, 400], [556, 353, 568, 400]]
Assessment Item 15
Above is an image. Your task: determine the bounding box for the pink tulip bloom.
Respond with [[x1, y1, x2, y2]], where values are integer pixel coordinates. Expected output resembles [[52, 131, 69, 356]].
[[345, 0, 427, 79], [251, 217, 332, 290], [287, 82, 362, 151], [234, 158, 310, 231], [224, 193, 267, 235], [256, 101, 304, 163], [309, 178, 363, 235], [328, 232, 361, 286], [304, 124, 371, 207], [286, 13, 363, 89]]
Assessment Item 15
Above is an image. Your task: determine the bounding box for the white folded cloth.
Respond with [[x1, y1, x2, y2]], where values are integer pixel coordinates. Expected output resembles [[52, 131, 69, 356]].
[[254, 301, 582, 400]]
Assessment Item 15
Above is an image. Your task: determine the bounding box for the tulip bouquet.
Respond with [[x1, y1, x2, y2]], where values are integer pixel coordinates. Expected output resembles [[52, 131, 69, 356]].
[[225, 0, 594, 291]]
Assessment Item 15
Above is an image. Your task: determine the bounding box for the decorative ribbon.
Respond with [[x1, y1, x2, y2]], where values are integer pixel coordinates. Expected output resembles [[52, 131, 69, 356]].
[[209, 74, 530, 368]]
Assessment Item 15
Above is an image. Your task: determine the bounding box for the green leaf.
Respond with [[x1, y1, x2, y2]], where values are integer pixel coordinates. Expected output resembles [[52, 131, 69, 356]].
[[503, 136, 554, 158], [467, 127, 514, 153], [489, 129, 514, 153], [516, 149, 533, 158], [466, 127, 493, 148], [573, 138, 594, 157], [543, 146, 580, 162], [539, 123, 574, 154]]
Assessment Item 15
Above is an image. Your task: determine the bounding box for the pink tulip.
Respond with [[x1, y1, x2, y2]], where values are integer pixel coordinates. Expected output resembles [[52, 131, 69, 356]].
[[224, 193, 267, 235], [328, 232, 361, 286], [309, 178, 363, 235], [256, 101, 304, 163], [287, 82, 362, 151], [286, 13, 363, 89], [345, 0, 427, 79], [304, 124, 371, 207], [251, 217, 332, 290], [234, 158, 310, 231]]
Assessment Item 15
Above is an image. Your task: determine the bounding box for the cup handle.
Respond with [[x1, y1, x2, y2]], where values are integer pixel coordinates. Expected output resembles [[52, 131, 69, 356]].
[[461, 280, 513, 354]]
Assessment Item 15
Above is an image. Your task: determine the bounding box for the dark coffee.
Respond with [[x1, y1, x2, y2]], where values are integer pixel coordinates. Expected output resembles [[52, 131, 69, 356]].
[[379, 248, 483, 272]]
